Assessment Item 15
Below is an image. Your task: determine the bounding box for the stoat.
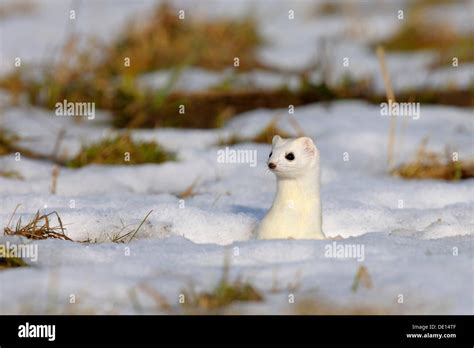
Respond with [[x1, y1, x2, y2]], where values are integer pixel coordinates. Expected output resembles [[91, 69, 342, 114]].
[[257, 135, 325, 240]]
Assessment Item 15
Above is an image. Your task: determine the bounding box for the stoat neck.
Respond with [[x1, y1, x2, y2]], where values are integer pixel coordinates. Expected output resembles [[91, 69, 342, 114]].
[[274, 171, 320, 206]]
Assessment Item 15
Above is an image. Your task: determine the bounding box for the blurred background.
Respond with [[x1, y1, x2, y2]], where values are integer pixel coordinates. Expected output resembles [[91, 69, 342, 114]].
[[1, 0, 473, 125]]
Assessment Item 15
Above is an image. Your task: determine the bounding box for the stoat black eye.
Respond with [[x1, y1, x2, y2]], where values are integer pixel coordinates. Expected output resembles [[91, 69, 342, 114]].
[[285, 153, 295, 161], [269, 151, 272, 158]]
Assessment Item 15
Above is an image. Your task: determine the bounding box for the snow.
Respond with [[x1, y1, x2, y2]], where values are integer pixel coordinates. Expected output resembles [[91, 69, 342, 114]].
[[0, 234, 472, 314], [0, 0, 473, 315], [1, 100, 473, 314]]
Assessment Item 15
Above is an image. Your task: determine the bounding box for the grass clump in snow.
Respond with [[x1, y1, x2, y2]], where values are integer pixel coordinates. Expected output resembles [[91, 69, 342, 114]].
[[177, 177, 202, 199], [0, 248, 29, 270], [391, 140, 474, 181], [181, 254, 263, 313], [183, 278, 263, 313], [182, 278, 263, 313], [4, 208, 71, 241], [66, 133, 175, 168], [101, 2, 262, 74]]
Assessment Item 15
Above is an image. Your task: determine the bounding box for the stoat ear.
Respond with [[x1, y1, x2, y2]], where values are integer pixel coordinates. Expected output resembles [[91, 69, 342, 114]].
[[272, 135, 282, 146], [298, 137, 316, 156]]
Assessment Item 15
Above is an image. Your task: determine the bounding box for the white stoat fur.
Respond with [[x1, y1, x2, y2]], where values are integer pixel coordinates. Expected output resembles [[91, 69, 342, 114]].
[[257, 135, 325, 240]]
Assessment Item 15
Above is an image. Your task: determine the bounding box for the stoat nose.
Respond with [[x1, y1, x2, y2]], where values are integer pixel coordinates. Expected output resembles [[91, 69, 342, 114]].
[[268, 162, 276, 169]]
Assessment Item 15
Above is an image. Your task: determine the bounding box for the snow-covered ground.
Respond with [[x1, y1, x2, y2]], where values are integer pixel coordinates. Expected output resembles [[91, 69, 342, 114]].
[[0, 0, 473, 315], [1, 100, 473, 314]]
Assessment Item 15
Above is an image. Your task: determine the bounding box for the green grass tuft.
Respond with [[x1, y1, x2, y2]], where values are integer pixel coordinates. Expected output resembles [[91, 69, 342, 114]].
[[66, 134, 175, 168], [0, 170, 23, 180], [181, 253, 263, 313], [183, 279, 263, 312], [0, 249, 29, 270]]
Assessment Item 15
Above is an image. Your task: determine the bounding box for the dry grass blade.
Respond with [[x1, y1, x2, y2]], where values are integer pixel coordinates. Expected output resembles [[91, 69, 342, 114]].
[[51, 165, 60, 194], [51, 128, 66, 162], [351, 265, 373, 292], [177, 177, 201, 199], [4, 210, 72, 241], [376, 46, 397, 170], [137, 283, 172, 312], [114, 210, 153, 243]]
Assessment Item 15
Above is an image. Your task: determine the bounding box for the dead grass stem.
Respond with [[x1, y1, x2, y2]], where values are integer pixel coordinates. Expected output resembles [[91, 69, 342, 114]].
[[112, 210, 153, 243], [376, 46, 398, 170]]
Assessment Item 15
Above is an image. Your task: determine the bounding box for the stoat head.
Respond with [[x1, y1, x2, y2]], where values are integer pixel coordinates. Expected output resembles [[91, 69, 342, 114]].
[[267, 135, 319, 178]]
